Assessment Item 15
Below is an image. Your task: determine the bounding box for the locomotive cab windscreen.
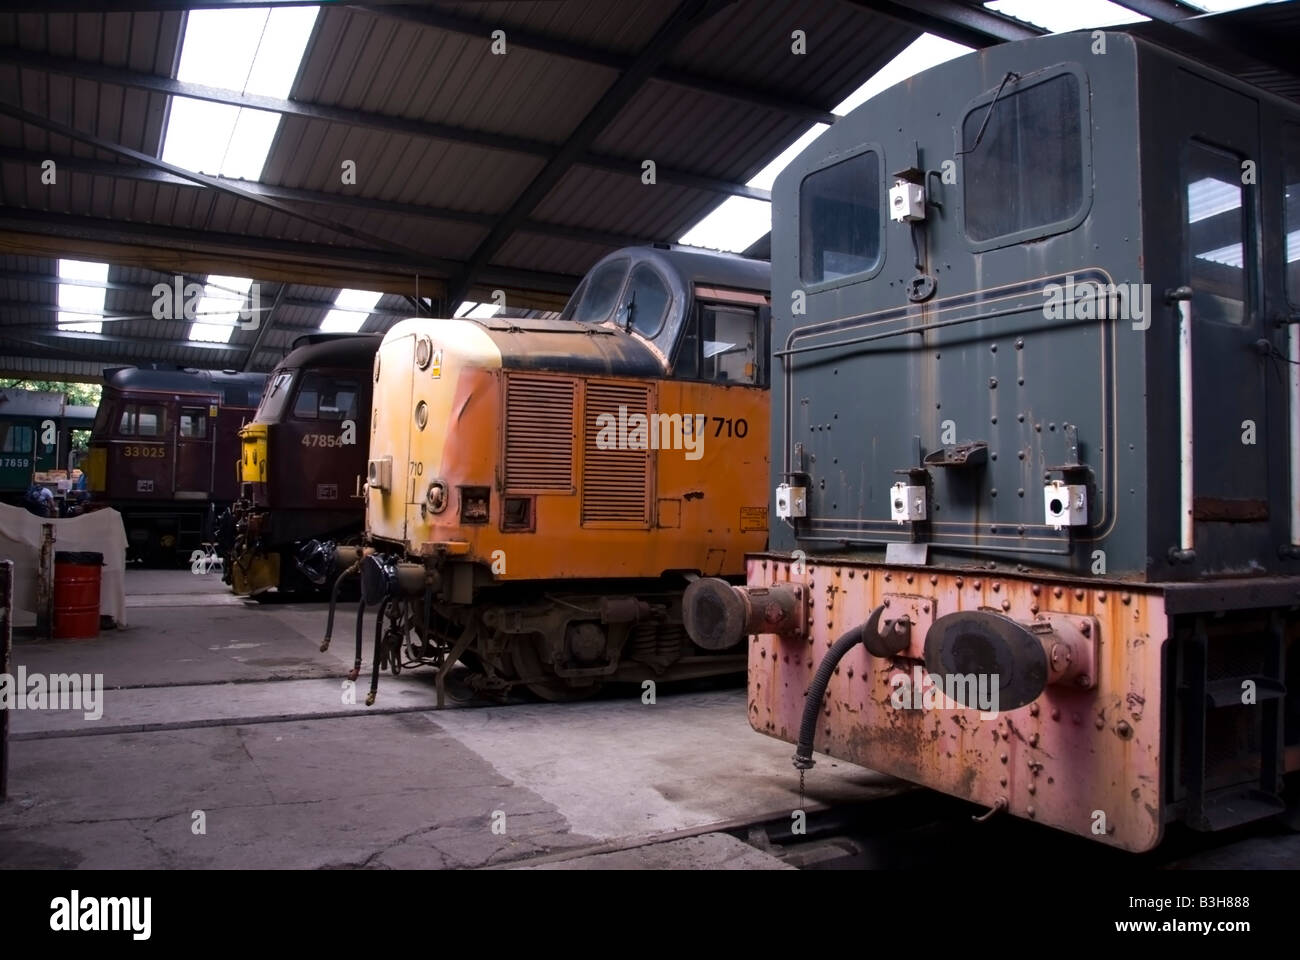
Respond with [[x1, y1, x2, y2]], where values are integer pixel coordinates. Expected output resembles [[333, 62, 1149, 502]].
[[560, 250, 769, 387]]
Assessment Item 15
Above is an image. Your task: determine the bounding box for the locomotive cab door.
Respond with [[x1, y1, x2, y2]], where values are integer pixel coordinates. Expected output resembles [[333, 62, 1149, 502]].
[[367, 334, 416, 543], [1165, 72, 1274, 573], [174, 400, 217, 500]]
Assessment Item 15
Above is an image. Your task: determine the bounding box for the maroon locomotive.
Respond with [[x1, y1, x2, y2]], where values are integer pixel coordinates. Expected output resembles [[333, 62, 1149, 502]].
[[86, 367, 266, 564]]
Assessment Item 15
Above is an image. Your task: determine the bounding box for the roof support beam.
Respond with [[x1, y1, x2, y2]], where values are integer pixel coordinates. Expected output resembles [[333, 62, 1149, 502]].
[[10, 1, 505, 11], [1112, 0, 1300, 83], [0, 267, 419, 320], [0, 98, 448, 266], [359, 4, 841, 126], [0, 149, 661, 249], [242, 283, 287, 372], [0, 329, 243, 354], [842, 0, 1042, 48], [447, 0, 730, 307], [3, 1, 838, 124], [0, 48, 767, 201], [0, 210, 579, 311]]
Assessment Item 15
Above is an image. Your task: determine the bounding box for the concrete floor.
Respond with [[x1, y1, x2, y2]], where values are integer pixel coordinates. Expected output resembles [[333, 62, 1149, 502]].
[[0, 569, 897, 869]]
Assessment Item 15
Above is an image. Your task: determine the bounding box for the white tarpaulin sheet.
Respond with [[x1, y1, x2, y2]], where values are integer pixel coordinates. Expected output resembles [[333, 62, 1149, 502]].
[[0, 503, 128, 628]]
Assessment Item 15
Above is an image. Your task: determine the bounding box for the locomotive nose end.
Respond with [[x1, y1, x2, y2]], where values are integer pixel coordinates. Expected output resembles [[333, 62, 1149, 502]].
[[683, 578, 748, 650]]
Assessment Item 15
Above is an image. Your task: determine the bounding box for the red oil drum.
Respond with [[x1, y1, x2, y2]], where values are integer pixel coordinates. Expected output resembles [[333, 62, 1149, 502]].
[[53, 551, 103, 640]]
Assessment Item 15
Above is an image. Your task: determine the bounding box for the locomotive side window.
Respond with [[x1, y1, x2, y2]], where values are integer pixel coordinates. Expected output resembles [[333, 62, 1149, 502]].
[[1186, 143, 1247, 326], [613, 264, 672, 337], [676, 303, 761, 385], [962, 72, 1084, 242], [137, 406, 163, 437], [1, 422, 33, 454], [564, 258, 629, 325], [292, 372, 361, 421], [1285, 125, 1300, 307], [118, 404, 165, 437], [179, 408, 207, 439], [799, 150, 881, 284]]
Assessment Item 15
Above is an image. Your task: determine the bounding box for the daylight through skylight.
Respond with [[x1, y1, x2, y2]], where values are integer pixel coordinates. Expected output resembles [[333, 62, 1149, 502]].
[[189, 276, 254, 344], [56, 259, 108, 334], [320, 289, 383, 334], [454, 302, 504, 319], [984, 0, 1147, 32], [160, 6, 319, 181]]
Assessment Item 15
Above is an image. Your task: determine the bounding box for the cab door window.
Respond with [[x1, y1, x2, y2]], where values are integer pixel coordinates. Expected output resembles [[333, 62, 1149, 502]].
[[676, 303, 762, 385], [179, 408, 208, 438], [1186, 143, 1248, 325]]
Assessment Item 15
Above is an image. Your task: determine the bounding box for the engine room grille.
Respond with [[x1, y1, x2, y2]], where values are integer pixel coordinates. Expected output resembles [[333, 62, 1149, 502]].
[[583, 380, 651, 525], [504, 375, 575, 492]]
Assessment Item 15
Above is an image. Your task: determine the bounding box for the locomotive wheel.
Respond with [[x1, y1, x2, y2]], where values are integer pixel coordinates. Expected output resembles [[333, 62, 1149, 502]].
[[507, 635, 602, 703]]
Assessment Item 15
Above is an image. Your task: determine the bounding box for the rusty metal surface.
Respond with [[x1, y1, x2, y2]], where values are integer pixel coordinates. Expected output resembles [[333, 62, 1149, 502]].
[[1192, 497, 1270, 522], [747, 554, 1170, 852]]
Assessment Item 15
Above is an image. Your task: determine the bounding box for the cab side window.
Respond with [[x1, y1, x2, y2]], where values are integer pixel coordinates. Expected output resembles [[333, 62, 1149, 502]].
[[117, 404, 165, 437], [293, 373, 360, 421], [675, 303, 763, 385], [2, 423, 33, 454]]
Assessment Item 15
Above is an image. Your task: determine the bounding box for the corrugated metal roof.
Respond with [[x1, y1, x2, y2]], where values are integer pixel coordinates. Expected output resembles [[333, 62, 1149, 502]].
[[6, 1, 1290, 382], [0, 0, 926, 379], [1125, 2, 1300, 105]]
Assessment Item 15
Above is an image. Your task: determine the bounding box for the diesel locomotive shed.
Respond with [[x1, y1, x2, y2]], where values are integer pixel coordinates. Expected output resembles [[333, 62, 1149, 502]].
[[1, 0, 1299, 879]]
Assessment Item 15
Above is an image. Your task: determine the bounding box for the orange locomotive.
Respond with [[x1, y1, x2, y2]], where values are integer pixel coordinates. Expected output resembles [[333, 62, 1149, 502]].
[[322, 246, 772, 703]]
